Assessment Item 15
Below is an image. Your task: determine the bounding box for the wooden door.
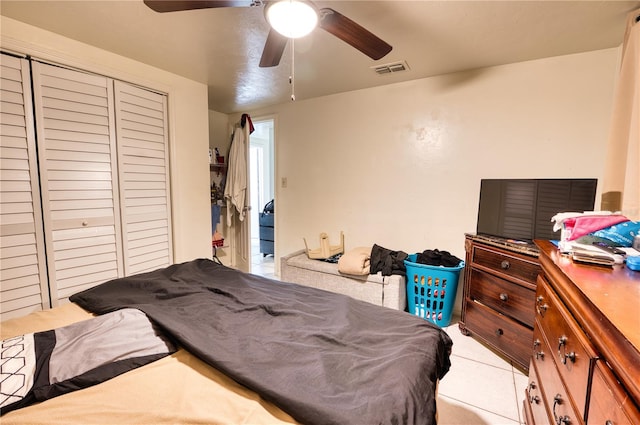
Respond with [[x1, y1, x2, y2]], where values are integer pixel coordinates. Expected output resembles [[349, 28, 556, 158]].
[[229, 124, 251, 272], [114, 81, 172, 275], [0, 54, 49, 320], [31, 61, 123, 304]]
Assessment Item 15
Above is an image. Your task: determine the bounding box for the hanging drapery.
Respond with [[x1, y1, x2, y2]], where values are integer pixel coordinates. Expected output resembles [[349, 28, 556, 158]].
[[601, 9, 640, 220], [224, 114, 254, 227]]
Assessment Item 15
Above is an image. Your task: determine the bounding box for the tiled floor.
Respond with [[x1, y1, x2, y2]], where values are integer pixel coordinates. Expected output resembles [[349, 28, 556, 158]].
[[250, 240, 528, 424], [251, 238, 276, 278], [437, 319, 528, 424]]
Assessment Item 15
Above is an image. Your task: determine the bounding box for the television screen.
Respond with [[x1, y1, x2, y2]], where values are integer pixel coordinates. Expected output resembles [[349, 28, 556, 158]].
[[476, 178, 597, 241]]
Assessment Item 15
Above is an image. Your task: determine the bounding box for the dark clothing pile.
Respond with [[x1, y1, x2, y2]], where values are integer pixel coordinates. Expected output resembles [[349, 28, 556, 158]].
[[370, 245, 462, 276], [416, 249, 462, 267], [370, 244, 408, 276]]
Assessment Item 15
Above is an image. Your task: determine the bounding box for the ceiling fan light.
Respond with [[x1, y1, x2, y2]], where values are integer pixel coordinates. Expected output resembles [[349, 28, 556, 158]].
[[266, 0, 318, 38]]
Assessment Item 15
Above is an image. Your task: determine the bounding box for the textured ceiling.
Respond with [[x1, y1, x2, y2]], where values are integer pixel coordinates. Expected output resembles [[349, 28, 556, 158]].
[[2, 0, 639, 113]]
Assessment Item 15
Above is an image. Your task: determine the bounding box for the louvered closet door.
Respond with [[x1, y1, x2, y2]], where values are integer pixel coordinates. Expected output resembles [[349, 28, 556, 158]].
[[114, 81, 172, 275], [31, 61, 123, 304], [0, 55, 49, 320]]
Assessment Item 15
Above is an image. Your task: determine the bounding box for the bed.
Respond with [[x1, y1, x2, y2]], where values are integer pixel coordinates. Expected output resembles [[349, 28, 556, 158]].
[[1, 258, 452, 424]]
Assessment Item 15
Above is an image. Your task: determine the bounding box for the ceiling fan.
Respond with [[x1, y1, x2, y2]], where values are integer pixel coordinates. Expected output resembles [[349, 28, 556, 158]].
[[143, 0, 393, 67]]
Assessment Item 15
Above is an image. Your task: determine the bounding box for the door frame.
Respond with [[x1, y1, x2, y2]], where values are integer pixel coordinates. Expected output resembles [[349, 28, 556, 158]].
[[248, 115, 276, 272]]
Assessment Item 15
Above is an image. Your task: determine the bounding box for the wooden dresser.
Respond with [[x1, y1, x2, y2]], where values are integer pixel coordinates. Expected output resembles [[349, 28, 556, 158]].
[[459, 234, 540, 372], [524, 240, 640, 425]]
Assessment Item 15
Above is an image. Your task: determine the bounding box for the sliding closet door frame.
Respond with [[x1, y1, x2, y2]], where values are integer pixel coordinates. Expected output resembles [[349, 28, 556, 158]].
[[32, 61, 124, 305], [0, 54, 50, 319]]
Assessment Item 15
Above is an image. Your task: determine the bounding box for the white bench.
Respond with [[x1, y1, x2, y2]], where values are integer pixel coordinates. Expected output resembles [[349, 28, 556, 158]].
[[280, 250, 406, 311]]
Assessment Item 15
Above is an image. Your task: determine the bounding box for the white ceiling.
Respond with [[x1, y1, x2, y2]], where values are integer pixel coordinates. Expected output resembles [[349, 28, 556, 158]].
[[2, 1, 639, 114]]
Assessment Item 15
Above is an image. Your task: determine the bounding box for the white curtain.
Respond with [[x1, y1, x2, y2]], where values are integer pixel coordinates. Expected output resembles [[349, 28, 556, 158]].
[[601, 9, 640, 220]]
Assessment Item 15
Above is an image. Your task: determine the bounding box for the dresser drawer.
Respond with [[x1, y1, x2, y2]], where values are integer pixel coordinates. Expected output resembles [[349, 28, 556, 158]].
[[464, 301, 532, 370], [524, 359, 550, 425], [535, 278, 597, 416], [531, 324, 583, 425], [471, 245, 539, 285], [468, 269, 535, 327], [587, 360, 640, 425]]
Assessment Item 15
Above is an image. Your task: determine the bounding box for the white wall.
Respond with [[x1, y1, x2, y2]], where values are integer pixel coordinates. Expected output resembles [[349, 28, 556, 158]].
[[1, 16, 212, 263], [209, 110, 231, 154], [249, 49, 618, 282]]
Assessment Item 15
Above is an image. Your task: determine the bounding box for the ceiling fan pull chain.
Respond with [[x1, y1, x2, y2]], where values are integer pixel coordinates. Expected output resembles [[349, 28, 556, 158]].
[[290, 38, 296, 101]]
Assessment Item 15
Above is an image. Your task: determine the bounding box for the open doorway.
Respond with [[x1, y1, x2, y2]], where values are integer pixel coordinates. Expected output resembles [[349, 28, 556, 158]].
[[249, 118, 275, 277]]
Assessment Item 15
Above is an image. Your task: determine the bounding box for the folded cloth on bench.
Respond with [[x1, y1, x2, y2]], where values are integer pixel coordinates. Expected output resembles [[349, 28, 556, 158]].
[[338, 246, 371, 275]]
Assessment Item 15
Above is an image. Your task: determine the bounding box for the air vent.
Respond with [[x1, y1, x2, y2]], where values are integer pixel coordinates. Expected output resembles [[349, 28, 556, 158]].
[[371, 61, 409, 75]]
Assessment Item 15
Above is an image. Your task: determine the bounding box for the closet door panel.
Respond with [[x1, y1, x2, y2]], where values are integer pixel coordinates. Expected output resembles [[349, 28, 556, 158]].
[[32, 62, 123, 304], [0, 55, 49, 320], [114, 81, 172, 275]]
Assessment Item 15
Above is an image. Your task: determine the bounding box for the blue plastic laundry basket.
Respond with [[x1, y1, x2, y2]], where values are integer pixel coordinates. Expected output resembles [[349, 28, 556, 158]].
[[404, 254, 464, 327]]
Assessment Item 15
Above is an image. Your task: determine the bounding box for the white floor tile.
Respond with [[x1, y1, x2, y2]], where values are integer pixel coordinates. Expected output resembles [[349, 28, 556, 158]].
[[251, 244, 276, 280], [437, 395, 520, 425], [438, 355, 521, 422], [513, 369, 529, 424]]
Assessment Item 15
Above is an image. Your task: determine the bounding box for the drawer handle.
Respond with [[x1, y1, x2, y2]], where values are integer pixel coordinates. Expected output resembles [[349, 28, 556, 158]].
[[536, 296, 548, 317], [558, 336, 567, 350], [495, 328, 504, 336], [533, 340, 544, 359], [533, 339, 544, 359], [553, 394, 571, 425], [499, 293, 508, 302], [501, 260, 510, 270], [558, 336, 576, 364], [563, 351, 576, 365], [527, 381, 539, 404]]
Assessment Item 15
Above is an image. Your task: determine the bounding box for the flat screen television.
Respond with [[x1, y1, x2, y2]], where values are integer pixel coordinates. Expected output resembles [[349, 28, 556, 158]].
[[476, 178, 598, 242]]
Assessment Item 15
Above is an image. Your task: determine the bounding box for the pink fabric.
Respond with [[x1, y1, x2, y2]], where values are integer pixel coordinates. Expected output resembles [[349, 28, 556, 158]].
[[565, 215, 629, 240]]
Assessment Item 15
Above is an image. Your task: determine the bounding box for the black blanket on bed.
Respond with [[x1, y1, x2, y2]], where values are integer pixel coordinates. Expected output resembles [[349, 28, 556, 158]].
[[70, 259, 452, 425]]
